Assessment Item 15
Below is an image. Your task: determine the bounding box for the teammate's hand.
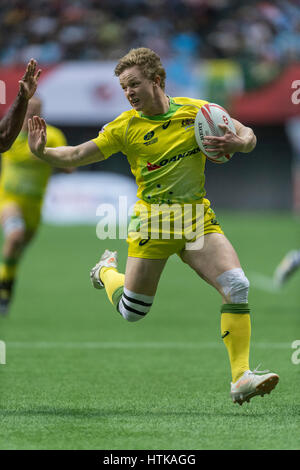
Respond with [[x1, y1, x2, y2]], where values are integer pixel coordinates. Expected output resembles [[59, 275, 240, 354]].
[[203, 124, 245, 158], [18, 59, 42, 100], [28, 115, 47, 158]]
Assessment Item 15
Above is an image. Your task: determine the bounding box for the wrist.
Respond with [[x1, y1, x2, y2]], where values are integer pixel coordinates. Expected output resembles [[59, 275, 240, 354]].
[[17, 89, 29, 102], [33, 146, 46, 160]]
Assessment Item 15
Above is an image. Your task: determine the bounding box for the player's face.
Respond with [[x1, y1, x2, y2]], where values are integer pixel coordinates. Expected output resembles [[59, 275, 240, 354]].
[[119, 66, 157, 112]]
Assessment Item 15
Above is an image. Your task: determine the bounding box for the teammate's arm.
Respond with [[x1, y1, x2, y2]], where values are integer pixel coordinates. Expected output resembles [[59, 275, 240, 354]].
[[0, 59, 41, 153], [203, 118, 256, 157], [28, 116, 105, 167]]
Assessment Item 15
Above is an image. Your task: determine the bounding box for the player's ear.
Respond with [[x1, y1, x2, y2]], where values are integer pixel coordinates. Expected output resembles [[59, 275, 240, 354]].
[[153, 75, 161, 87]]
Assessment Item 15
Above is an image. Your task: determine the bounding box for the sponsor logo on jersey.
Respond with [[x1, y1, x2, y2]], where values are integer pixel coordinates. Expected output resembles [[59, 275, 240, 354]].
[[146, 147, 201, 171], [143, 131, 158, 146], [147, 162, 161, 172], [181, 118, 195, 128], [162, 120, 171, 129], [144, 137, 158, 146], [144, 131, 155, 141]]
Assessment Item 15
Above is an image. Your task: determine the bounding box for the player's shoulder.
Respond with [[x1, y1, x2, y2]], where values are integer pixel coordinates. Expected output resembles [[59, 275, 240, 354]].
[[99, 109, 138, 140], [172, 96, 209, 109], [105, 109, 137, 128]]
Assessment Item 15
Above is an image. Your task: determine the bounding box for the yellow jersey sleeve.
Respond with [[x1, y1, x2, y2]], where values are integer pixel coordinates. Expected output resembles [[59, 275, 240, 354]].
[[92, 110, 135, 159]]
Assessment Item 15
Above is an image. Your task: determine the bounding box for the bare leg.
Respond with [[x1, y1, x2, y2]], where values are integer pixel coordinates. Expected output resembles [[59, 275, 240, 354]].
[[180, 232, 241, 301], [124, 256, 168, 295]]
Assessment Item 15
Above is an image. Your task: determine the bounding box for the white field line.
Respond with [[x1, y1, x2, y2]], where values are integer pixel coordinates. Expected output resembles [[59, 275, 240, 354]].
[[248, 271, 280, 293], [6, 341, 291, 350]]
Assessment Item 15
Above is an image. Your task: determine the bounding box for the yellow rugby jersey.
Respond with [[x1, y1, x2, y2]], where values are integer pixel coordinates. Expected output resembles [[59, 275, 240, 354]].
[[0, 125, 67, 200], [93, 96, 209, 204]]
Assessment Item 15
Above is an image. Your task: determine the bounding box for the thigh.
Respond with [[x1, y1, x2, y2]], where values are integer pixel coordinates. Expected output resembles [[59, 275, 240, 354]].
[[0, 196, 41, 233], [180, 232, 241, 292], [124, 256, 168, 296]]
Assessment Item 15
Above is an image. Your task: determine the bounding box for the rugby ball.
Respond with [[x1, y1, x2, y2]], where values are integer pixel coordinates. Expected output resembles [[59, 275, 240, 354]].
[[194, 103, 236, 164]]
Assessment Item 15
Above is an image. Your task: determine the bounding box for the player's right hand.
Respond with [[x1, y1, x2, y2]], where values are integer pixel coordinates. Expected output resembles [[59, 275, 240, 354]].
[[28, 115, 47, 159]]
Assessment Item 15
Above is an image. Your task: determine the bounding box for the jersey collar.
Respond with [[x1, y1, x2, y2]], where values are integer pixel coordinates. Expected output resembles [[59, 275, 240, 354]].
[[138, 97, 181, 121]]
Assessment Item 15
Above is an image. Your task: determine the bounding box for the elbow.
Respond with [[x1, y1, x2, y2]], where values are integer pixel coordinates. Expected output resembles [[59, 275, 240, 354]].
[[251, 130, 257, 151], [243, 128, 257, 153], [0, 143, 11, 153], [0, 135, 12, 153]]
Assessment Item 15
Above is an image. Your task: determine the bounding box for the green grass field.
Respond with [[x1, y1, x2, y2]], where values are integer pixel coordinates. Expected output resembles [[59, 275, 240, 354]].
[[0, 211, 299, 450]]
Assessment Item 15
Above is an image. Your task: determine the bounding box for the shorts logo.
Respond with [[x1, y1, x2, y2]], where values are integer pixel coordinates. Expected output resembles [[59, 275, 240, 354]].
[[139, 238, 150, 246]]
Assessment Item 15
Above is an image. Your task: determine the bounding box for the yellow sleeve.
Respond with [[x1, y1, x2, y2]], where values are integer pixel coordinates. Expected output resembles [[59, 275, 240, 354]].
[[92, 111, 133, 159]]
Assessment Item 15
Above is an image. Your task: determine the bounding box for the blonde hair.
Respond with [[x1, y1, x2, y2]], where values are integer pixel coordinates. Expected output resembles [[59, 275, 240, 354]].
[[114, 48, 166, 90]]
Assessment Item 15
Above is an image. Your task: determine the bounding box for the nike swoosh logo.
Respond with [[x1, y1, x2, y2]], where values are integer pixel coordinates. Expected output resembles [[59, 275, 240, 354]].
[[139, 238, 150, 246], [222, 331, 230, 339]]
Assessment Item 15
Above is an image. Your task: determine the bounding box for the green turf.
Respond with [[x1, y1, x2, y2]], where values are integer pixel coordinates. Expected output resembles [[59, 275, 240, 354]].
[[0, 212, 299, 450]]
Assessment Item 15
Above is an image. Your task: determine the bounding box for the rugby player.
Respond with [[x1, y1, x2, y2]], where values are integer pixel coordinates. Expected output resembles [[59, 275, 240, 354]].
[[0, 59, 41, 153], [28, 48, 279, 405], [0, 97, 68, 314]]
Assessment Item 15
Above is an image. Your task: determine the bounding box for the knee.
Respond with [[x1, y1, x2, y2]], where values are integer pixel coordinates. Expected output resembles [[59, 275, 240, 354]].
[[216, 268, 250, 304], [117, 288, 154, 322], [6, 229, 27, 256], [2, 215, 26, 249]]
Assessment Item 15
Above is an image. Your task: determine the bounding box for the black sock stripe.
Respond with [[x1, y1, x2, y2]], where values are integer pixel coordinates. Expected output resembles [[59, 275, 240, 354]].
[[121, 299, 147, 316], [123, 292, 152, 307]]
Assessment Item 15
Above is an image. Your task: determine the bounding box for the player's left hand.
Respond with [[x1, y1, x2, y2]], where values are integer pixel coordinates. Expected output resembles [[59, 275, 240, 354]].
[[28, 115, 47, 158], [18, 59, 42, 100], [203, 124, 245, 157]]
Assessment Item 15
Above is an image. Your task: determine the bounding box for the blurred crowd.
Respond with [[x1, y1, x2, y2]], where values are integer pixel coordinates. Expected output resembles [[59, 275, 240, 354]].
[[0, 0, 299, 69]]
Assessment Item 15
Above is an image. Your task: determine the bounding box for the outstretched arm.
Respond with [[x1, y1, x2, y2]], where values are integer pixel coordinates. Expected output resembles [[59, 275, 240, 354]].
[[0, 59, 41, 153], [28, 115, 105, 167], [203, 118, 257, 158]]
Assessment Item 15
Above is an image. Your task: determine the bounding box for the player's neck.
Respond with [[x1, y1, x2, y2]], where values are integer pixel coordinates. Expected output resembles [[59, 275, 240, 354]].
[[141, 93, 169, 117]]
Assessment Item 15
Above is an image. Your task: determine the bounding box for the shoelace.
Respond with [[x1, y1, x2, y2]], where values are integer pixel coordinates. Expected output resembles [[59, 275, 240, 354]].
[[250, 363, 270, 375]]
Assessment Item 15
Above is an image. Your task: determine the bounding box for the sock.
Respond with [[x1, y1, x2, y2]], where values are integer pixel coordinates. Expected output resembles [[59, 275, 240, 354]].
[[221, 303, 251, 383], [0, 257, 18, 282], [100, 267, 125, 308]]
